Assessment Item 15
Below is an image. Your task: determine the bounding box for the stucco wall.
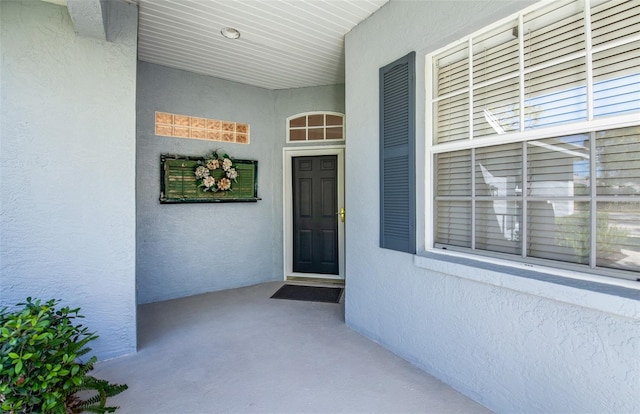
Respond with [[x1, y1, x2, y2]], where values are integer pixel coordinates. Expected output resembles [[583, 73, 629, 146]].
[[344, 1, 640, 412], [0, 0, 137, 360], [136, 63, 345, 304]]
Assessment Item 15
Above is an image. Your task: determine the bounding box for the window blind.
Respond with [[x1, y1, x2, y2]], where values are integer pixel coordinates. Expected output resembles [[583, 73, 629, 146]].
[[435, 45, 469, 144], [436, 200, 472, 248], [437, 94, 470, 143], [430, 0, 640, 280], [523, 0, 585, 69], [436, 150, 472, 197], [472, 22, 520, 85], [435, 150, 472, 248], [591, 0, 640, 46], [435, 46, 468, 96]]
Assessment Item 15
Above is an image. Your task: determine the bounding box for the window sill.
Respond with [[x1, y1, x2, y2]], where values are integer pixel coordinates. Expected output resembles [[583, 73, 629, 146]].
[[414, 251, 640, 320]]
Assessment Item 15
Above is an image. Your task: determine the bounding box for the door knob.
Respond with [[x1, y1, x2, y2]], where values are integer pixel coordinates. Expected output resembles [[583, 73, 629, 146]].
[[340, 207, 345, 222]]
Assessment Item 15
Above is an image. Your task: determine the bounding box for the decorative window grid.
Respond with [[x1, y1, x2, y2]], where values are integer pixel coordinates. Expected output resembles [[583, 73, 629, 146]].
[[287, 112, 345, 143], [155, 111, 250, 144], [427, 0, 640, 281]]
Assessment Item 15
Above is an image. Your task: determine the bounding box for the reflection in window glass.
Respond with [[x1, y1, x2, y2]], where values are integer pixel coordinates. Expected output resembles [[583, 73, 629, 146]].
[[473, 77, 520, 137], [529, 201, 590, 265], [476, 200, 521, 254], [524, 59, 588, 129], [597, 202, 640, 272], [596, 127, 640, 196], [593, 43, 640, 119], [527, 135, 590, 197], [474, 144, 522, 254], [475, 143, 522, 196]]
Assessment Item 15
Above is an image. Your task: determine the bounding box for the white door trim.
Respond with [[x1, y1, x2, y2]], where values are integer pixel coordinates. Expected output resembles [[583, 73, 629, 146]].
[[283, 145, 345, 280]]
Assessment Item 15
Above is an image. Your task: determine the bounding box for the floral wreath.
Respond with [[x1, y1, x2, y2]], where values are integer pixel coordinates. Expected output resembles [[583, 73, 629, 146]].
[[194, 150, 238, 192]]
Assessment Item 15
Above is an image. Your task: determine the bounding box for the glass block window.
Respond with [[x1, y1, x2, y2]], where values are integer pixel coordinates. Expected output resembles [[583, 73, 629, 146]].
[[287, 112, 345, 143], [155, 112, 249, 144]]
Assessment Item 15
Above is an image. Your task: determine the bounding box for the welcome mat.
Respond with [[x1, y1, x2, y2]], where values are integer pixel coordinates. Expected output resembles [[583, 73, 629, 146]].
[[271, 284, 343, 303]]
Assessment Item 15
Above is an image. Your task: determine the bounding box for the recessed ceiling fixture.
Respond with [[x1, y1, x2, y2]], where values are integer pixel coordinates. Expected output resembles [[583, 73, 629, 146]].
[[221, 27, 240, 39]]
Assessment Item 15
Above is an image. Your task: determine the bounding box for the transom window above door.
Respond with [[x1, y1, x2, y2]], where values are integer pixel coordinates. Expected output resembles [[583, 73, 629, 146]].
[[287, 112, 345, 143]]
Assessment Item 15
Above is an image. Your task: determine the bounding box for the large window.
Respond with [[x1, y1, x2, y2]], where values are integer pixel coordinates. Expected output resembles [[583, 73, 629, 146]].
[[427, 0, 640, 280]]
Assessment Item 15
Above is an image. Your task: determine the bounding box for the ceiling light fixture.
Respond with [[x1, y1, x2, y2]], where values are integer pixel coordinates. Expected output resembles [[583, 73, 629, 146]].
[[221, 27, 241, 39]]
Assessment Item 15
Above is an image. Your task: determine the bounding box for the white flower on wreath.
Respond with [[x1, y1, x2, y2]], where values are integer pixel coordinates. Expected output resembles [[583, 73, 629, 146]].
[[217, 177, 231, 191], [222, 158, 233, 172], [206, 159, 219, 170], [195, 166, 210, 179], [226, 168, 238, 182], [202, 176, 216, 189]]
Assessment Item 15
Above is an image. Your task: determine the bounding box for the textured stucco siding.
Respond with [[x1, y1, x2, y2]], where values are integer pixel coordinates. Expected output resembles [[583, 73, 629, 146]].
[[136, 62, 345, 304], [0, 0, 138, 360], [344, 1, 640, 412]]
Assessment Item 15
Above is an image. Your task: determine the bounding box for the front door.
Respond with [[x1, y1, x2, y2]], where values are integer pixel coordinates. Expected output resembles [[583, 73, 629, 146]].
[[292, 155, 338, 274]]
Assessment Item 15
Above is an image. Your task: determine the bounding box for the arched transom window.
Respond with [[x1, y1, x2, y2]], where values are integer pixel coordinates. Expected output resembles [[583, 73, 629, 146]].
[[287, 112, 345, 143]]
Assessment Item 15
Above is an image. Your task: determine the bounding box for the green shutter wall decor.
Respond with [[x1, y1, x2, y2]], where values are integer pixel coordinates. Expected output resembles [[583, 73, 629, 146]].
[[379, 52, 416, 254], [160, 154, 259, 203]]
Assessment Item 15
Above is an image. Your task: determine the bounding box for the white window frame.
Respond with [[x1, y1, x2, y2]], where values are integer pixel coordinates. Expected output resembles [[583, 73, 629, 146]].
[[425, 0, 640, 284]]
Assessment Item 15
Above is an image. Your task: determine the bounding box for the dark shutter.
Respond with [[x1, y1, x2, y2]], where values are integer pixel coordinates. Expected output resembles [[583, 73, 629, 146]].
[[379, 52, 416, 253]]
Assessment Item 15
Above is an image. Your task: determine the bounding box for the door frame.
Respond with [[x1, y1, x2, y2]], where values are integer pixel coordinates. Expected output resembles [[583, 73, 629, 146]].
[[283, 145, 345, 281]]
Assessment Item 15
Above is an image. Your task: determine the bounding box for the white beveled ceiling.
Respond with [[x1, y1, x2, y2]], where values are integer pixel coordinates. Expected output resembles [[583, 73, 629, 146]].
[[137, 0, 389, 90]]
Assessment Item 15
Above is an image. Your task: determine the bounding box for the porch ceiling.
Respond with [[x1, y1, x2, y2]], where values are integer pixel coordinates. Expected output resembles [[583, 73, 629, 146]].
[[136, 0, 389, 90]]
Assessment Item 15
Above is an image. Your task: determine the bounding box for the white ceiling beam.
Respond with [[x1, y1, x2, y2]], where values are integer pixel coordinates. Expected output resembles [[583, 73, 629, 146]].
[[66, 0, 107, 41]]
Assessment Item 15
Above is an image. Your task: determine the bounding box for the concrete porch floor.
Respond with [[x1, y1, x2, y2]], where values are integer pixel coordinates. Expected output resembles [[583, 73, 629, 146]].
[[93, 282, 491, 413]]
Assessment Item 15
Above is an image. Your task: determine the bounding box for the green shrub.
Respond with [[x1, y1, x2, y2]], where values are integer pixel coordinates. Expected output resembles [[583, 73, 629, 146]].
[[0, 298, 127, 413]]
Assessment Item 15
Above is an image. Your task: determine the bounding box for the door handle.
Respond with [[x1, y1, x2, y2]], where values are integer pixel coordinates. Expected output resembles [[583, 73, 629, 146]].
[[340, 207, 345, 222]]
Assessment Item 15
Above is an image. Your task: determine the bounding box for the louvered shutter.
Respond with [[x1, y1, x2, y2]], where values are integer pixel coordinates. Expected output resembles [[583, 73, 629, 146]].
[[380, 52, 416, 253]]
